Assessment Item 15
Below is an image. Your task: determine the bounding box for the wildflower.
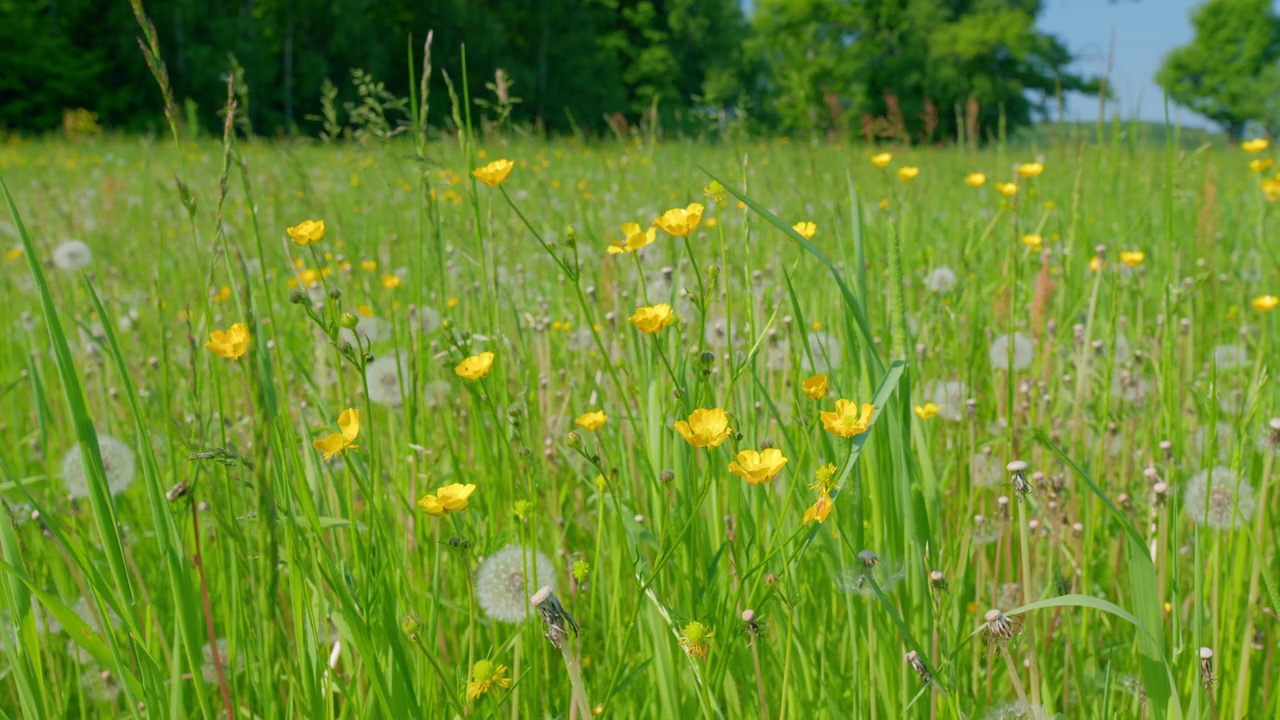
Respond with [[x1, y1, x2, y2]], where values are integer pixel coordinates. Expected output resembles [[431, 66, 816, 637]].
[[803, 491, 834, 524], [313, 408, 359, 460], [473, 159, 514, 187], [628, 303, 676, 333], [382, 274, 401, 289], [52, 240, 93, 271], [205, 322, 250, 360], [728, 448, 788, 484], [365, 355, 406, 406], [418, 482, 476, 515], [1089, 256, 1103, 272], [575, 410, 607, 431], [286, 219, 325, 246], [809, 463, 839, 494], [801, 374, 828, 400], [703, 181, 727, 203], [988, 332, 1034, 371], [1017, 162, 1044, 178], [1249, 158, 1274, 173], [211, 285, 232, 302], [913, 402, 939, 420], [674, 408, 732, 448], [981, 608, 1023, 644], [1184, 467, 1255, 529], [1021, 233, 1043, 250], [467, 659, 511, 699], [792, 221, 816, 240], [1120, 251, 1145, 267], [455, 351, 495, 381], [897, 166, 920, 182], [1242, 138, 1269, 153], [360, 259, 377, 271], [871, 152, 892, 168], [6, 246, 23, 261], [996, 182, 1018, 197], [1263, 177, 1280, 201], [927, 266, 957, 292], [679, 621, 713, 659], [61, 435, 136, 499], [653, 203, 704, 236], [820, 399, 875, 438], [1252, 295, 1278, 312], [607, 223, 656, 254], [923, 380, 967, 421], [476, 545, 556, 623], [964, 172, 986, 187]]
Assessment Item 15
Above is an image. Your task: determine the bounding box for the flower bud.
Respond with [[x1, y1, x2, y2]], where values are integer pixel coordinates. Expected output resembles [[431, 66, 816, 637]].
[[340, 312, 359, 329]]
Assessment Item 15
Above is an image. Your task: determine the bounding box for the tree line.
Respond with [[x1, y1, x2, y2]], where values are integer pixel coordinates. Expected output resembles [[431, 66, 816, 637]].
[[1, 0, 1276, 142]]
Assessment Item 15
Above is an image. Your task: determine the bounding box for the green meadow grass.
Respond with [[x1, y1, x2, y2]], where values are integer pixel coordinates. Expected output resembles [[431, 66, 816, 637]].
[[0, 123, 1278, 720]]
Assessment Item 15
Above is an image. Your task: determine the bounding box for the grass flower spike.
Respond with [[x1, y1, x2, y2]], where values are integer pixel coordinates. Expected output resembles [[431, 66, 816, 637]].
[[474, 159, 514, 187], [206, 322, 250, 360], [728, 448, 788, 484], [674, 408, 732, 448], [821, 399, 875, 438], [313, 408, 359, 460], [456, 351, 495, 380], [286, 219, 325, 246], [653, 203, 704, 236], [418, 483, 476, 515]]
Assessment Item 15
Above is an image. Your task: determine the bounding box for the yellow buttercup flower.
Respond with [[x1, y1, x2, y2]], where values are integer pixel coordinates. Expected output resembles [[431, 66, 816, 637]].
[[575, 410, 607, 431], [809, 463, 839, 494], [679, 621, 714, 660], [996, 182, 1018, 197], [473, 159, 514, 187], [6, 246, 23, 261], [653, 203, 705, 236], [313, 408, 360, 460], [1021, 234, 1043, 250], [205, 322, 250, 360], [728, 448, 788, 484], [1263, 178, 1280, 202], [1017, 162, 1044, 178], [1089, 256, 1104, 273], [897, 166, 920, 182], [211, 285, 232, 303], [673, 408, 732, 448], [820, 399, 875, 438], [1249, 158, 1274, 173], [360, 259, 377, 272], [792, 221, 816, 240], [871, 152, 892, 169], [466, 659, 511, 700], [965, 173, 986, 188], [803, 491, 834, 524], [801, 375, 828, 400], [703, 181, 728, 203], [628, 303, 676, 333], [418, 483, 475, 515], [607, 223, 657, 254], [382, 274, 402, 289], [913, 402, 939, 420], [287, 219, 325, 246], [1252, 295, 1279, 312], [1120, 251, 1145, 267], [455, 351, 495, 381], [1242, 138, 1269, 153]]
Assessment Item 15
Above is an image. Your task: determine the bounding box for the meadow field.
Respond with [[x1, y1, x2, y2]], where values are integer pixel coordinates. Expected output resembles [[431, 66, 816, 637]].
[[0, 123, 1278, 720]]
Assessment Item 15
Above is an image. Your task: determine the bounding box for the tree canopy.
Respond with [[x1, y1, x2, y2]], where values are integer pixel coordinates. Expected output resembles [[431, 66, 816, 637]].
[[2, 0, 1096, 141]]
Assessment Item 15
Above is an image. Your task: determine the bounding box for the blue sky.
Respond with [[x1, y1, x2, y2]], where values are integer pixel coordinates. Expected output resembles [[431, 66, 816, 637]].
[[1038, 0, 1207, 126]]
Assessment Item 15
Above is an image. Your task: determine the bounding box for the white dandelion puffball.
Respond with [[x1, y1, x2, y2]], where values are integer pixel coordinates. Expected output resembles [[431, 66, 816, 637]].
[[365, 355, 406, 406], [339, 315, 389, 347], [924, 379, 968, 421], [423, 379, 451, 407], [200, 638, 244, 684], [1184, 467, 1255, 530], [703, 317, 735, 349], [801, 331, 842, 373], [52, 240, 93, 271], [475, 545, 555, 624], [420, 305, 443, 335], [969, 452, 1003, 488], [926, 266, 957, 293], [60, 435, 136, 499], [1212, 343, 1249, 370], [1193, 422, 1234, 462], [989, 332, 1034, 371]]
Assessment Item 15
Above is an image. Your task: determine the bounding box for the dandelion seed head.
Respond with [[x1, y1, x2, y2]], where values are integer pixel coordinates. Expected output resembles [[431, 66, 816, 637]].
[[1185, 466, 1255, 529], [1193, 422, 1234, 462], [52, 240, 93, 271], [981, 700, 1050, 720], [365, 355, 405, 406], [476, 545, 556, 624], [1212, 343, 1249, 370], [338, 316, 389, 347], [926, 265, 958, 293], [837, 559, 905, 598], [60, 435, 136, 499], [924, 380, 967, 421], [801, 331, 842, 373], [989, 332, 1034, 371]]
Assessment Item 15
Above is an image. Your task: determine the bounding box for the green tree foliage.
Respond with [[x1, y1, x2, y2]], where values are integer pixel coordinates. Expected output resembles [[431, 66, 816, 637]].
[[1156, 0, 1280, 140], [752, 0, 1095, 142]]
